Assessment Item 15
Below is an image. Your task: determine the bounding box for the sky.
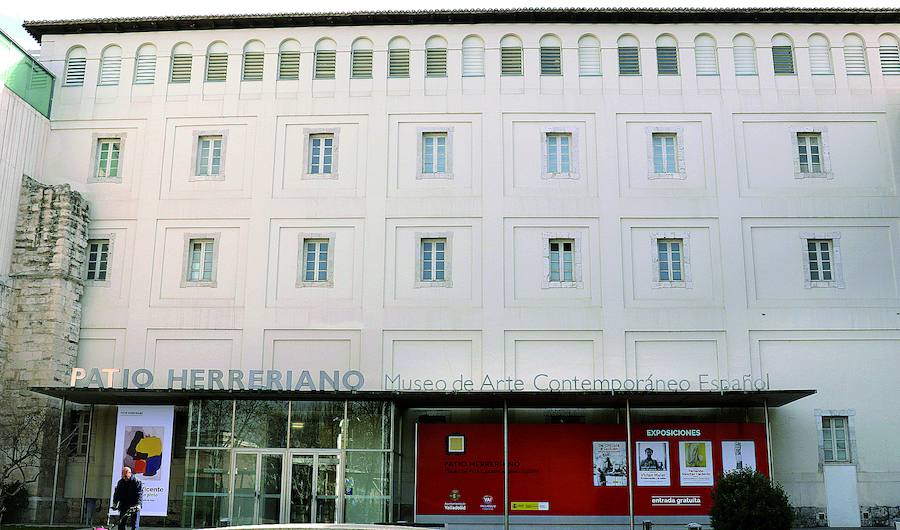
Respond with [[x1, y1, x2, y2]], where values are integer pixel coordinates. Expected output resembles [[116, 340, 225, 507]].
[[2, 0, 898, 50]]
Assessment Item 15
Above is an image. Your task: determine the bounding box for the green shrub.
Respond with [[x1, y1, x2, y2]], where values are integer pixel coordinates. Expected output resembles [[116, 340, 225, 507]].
[[710, 468, 793, 530]]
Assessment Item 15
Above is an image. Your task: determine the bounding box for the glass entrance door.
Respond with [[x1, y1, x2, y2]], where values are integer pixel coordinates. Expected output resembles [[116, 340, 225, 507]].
[[231, 451, 283, 526], [289, 452, 342, 523]]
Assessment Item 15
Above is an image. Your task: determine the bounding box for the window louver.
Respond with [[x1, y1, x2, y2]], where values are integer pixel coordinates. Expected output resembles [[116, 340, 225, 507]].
[[809, 46, 833, 75], [734, 46, 757, 75], [694, 46, 718, 75], [880, 45, 900, 75], [314, 50, 336, 79], [29, 65, 51, 91], [843, 46, 868, 75], [618, 47, 640, 75], [98, 56, 122, 85], [64, 57, 86, 86], [426, 48, 447, 77], [462, 46, 484, 76], [656, 47, 679, 75], [772, 46, 795, 74], [170, 54, 192, 83], [578, 46, 601, 76], [389, 48, 410, 77], [278, 51, 300, 80], [540, 47, 562, 75], [351, 49, 373, 78], [500, 46, 523, 76], [206, 53, 228, 81], [242, 52, 264, 80], [134, 54, 156, 84]]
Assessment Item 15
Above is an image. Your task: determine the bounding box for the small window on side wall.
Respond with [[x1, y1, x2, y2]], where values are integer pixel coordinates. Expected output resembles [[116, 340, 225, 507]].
[[542, 233, 583, 289], [183, 236, 218, 286], [195, 134, 224, 178], [791, 129, 832, 179], [822, 416, 851, 463], [652, 232, 692, 289], [94, 137, 121, 179], [801, 232, 844, 288], [303, 129, 339, 179], [646, 128, 685, 179], [416, 234, 452, 288], [541, 129, 578, 179], [419, 131, 451, 178], [298, 234, 335, 288], [86, 238, 111, 282]]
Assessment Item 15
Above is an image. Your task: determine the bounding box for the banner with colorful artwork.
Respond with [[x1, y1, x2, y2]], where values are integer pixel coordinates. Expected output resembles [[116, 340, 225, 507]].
[[109, 406, 175, 516]]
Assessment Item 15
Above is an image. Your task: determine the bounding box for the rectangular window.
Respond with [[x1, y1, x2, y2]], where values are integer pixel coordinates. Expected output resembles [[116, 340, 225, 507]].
[[303, 239, 329, 282], [618, 47, 640, 75], [652, 133, 678, 173], [807, 239, 834, 282], [187, 239, 215, 282], [351, 49, 373, 78], [196, 135, 223, 176], [421, 238, 447, 282], [772, 46, 795, 74], [657, 239, 683, 282], [309, 134, 334, 174], [69, 410, 91, 456], [389, 49, 410, 78], [822, 416, 850, 463], [426, 48, 448, 77], [501, 46, 523, 76], [546, 133, 572, 174], [549, 239, 574, 282], [422, 133, 447, 174], [797, 133, 822, 173], [86, 239, 110, 281], [95, 138, 121, 178], [540, 46, 562, 75], [656, 46, 679, 75]]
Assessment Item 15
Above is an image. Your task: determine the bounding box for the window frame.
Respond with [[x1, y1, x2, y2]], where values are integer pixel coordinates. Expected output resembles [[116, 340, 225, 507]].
[[790, 127, 833, 179], [417, 127, 453, 180], [297, 233, 336, 288], [815, 409, 856, 467], [85, 234, 115, 286], [651, 232, 692, 289], [800, 232, 845, 288], [69, 409, 92, 457], [191, 131, 227, 180], [646, 127, 686, 179], [182, 233, 220, 288], [90, 133, 125, 183], [542, 232, 584, 289], [540, 127, 579, 180], [302, 128, 340, 179], [415, 233, 452, 288]]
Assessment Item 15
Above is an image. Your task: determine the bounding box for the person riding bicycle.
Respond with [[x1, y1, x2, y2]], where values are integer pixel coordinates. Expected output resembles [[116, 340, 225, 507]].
[[112, 466, 142, 530]]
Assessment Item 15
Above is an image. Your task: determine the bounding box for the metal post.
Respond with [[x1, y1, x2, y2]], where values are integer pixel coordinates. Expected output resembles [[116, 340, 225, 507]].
[[626, 399, 635, 530], [503, 399, 510, 530], [764, 399, 775, 483], [50, 397, 66, 524], [79, 404, 94, 524]]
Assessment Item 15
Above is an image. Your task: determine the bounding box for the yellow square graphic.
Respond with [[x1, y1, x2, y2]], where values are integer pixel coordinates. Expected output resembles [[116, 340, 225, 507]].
[[447, 434, 466, 453]]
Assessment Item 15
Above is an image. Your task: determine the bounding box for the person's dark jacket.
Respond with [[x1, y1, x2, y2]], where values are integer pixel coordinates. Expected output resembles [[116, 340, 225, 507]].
[[113, 476, 143, 512]]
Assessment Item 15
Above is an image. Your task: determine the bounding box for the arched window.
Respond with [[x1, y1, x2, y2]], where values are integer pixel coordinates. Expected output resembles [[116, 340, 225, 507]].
[[577, 35, 601, 76], [278, 39, 301, 80], [170, 42, 193, 83], [205, 42, 228, 82], [351, 38, 373, 78], [462, 35, 485, 77], [388, 37, 410, 78], [879, 34, 900, 75], [772, 34, 795, 74], [842, 34, 868, 75], [808, 34, 833, 75], [242, 40, 264, 81], [500, 34, 523, 76], [694, 34, 718, 75], [426, 36, 448, 77], [314, 38, 336, 79], [539, 34, 562, 75], [656, 34, 678, 75], [134, 44, 157, 84], [617, 34, 640, 75], [98, 45, 122, 86], [64, 46, 87, 86], [733, 34, 757, 75]]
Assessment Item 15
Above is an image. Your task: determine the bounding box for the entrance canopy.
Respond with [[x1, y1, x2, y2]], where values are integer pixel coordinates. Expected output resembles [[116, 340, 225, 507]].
[[31, 387, 815, 408]]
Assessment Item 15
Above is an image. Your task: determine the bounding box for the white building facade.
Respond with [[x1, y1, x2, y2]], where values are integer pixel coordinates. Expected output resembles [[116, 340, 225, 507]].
[[16, 9, 900, 529]]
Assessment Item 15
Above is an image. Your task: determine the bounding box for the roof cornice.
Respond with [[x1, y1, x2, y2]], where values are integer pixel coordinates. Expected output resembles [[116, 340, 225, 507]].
[[22, 8, 900, 43]]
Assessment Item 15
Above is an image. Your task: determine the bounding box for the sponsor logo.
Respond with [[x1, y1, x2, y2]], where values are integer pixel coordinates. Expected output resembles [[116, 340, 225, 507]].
[[651, 495, 702, 506], [511, 501, 550, 511], [443, 489, 466, 511], [480, 494, 496, 511]]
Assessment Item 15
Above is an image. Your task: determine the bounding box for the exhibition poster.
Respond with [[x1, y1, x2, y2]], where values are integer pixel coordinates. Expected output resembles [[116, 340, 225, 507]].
[[592, 441, 628, 486], [721, 440, 757, 472], [109, 405, 175, 516], [678, 441, 714, 486], [636, 441, 671, 486]]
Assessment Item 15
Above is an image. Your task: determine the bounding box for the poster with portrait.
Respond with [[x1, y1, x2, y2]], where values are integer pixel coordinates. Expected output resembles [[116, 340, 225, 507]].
[[636, 441, 670, 486], [592, 441, 628, 486], [679, 441, 714, 486], [721, 441, 757, 472], [108, 406, 174, 516]]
